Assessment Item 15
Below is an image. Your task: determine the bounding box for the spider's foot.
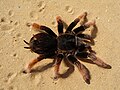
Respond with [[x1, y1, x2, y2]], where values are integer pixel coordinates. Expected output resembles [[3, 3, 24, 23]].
[[83, 75, 90, 84], [30, 23, 40, 31], [99, 62, 112, 69], [56, 16, 62, 22], [22, 70, 27, 74], [88, 54, 112, 69], [53, 73, 61, 80], [22, 68, 32, 74], [84, 20, 96, 28], [78, 12, 87, 19]]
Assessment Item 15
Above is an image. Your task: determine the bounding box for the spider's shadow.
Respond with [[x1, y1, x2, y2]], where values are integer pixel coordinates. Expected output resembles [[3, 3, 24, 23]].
[[60, 58, 75, 78], [31, 58, 75, 79], [30, 58, 74, 78], [31, 59, 55, 74], [60, 57, 95, 79], [31, 57, 95, 79]]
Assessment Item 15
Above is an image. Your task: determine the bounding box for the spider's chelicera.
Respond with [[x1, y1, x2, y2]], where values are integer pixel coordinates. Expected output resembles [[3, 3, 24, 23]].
[[23, 12, 111, 84]]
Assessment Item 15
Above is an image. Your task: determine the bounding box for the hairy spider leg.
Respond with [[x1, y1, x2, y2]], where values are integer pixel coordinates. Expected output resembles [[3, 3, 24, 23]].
[[32, 23, 57, 37], [85, 44, 96, 54], [53, 54, 63, 79], [73, 26, 85, 34], [77, 43, 95, 54], [76, 51, 111, 69], [67, 54, 90, 84], [77, 34, 93, 42], [23, 55, 45, 73], [76, 51, 89, 58], [73, 20, 96, 34], [65, 12, 87, 33], [88, 53, 112, 69], [56, 16, 63, 35]]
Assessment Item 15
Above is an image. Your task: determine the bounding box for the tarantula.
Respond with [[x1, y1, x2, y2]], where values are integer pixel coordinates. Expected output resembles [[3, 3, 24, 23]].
[[23, 12, 111, 84]]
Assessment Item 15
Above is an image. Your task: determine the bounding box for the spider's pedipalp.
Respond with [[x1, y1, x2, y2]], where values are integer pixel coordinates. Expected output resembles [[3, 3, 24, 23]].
[[65, 12, 87, 33], [53, 54, 63, 80], [56, 16, 63, 35], [88, 53, 112, 69], [32, 23, 57, 37], [67, 54, 90, 84]]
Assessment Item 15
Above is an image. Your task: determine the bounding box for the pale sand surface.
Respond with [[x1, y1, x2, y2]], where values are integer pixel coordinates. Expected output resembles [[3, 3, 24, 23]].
[[0, 0, 120, 90]]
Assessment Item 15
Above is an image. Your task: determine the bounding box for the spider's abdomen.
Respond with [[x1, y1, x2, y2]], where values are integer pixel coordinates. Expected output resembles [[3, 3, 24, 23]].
[[29, 33, 57, 57], [57, 34, 76, 51]]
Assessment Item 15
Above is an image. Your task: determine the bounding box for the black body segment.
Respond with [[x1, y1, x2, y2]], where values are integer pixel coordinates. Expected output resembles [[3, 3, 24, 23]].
[[29, 33, 57, 57], [57, 34, 76, 50]]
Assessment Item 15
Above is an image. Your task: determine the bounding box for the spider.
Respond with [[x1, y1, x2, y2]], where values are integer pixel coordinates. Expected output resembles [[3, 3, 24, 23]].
[[23, 12, 111, 84]]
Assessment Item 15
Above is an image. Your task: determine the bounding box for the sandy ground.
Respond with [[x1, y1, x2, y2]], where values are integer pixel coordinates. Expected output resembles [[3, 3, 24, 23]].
[[0, 0, 120, 90]]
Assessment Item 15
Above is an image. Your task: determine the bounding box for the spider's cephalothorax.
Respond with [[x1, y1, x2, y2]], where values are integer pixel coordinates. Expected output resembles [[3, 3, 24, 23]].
[[23, 12, 111, 84], [57, 33, 76, 51]]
